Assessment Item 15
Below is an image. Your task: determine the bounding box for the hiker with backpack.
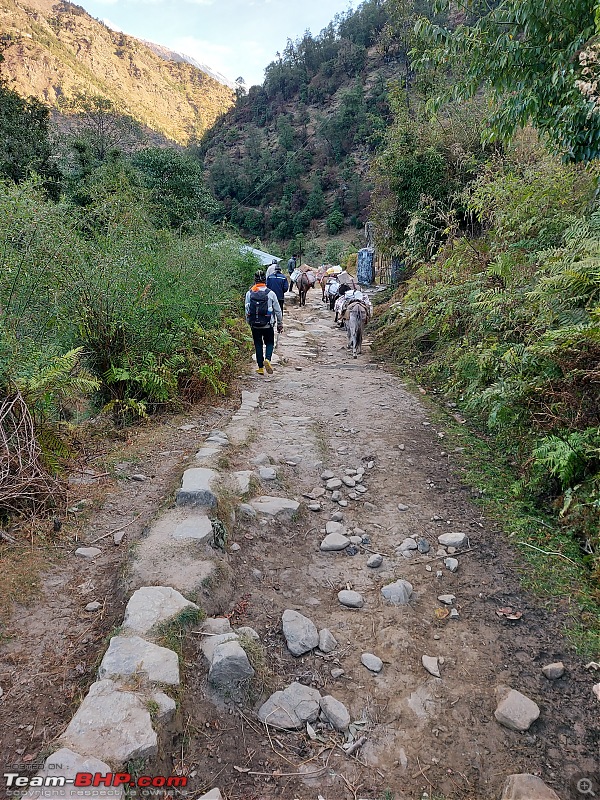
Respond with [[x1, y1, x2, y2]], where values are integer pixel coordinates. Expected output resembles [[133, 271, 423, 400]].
[[266, 263, 289, 314], [245, 270, 283, 376]]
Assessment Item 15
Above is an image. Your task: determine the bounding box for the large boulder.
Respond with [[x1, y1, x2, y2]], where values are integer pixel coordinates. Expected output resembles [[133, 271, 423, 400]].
[[21, 748, 125, 799], [58, 680, 157, 767], [258, 682, 321, 730], [98, 636, 180, 686], [282, 610, 319, 656], [122, 586, 198, 637]]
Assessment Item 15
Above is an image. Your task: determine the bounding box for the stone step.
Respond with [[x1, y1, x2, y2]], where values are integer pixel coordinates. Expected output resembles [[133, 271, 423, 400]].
[[176, 468, 218, 508]]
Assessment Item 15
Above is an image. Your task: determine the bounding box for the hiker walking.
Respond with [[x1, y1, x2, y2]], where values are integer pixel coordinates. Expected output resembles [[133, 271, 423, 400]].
[[266, 263, 289, 314], [287, 254, 297, 276], [266, 258, 279, 279], [245, 270, 283, 376]]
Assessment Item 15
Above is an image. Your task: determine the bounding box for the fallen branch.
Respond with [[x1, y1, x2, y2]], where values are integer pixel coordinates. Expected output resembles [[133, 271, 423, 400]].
[[516, 541, 579, 567], [342, 735, 367, 756], [88, 513, 143, 545]]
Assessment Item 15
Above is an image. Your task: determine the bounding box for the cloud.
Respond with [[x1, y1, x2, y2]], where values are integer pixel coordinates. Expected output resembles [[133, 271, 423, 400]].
[[101, 17, 124, 30]]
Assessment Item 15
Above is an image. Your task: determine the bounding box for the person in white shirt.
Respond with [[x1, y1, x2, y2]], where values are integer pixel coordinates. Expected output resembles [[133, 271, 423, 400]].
[[265, 259, 279, 279]]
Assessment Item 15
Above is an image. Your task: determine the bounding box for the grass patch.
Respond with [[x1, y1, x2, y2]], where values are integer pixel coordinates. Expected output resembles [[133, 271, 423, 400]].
[[238, 633, 273, 702], [0, 543, 55, 628], [155, 606, 206, 658], [423, 396, 600, 658]]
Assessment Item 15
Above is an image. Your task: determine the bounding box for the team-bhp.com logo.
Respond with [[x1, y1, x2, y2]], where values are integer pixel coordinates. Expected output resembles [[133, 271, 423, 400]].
[[4, 772, 187, 792]]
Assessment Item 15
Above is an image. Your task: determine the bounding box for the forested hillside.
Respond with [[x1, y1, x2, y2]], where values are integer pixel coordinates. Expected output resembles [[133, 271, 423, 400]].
[[197, 0, 412, 260], [0, 0, 234, 143]]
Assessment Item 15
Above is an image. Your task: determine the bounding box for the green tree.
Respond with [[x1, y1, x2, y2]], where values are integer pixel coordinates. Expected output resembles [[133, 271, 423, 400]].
[[61, 93, 146, 162], [306, 179, 325, 219], [131, 148, 218, 229], [414, 0, 600, 161], [326, 208, 345, 234]]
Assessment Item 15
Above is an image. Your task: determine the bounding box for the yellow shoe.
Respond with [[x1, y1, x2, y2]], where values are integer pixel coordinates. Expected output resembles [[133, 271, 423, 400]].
[[256, 367, 264, 375], [264, 359, 274, 375]]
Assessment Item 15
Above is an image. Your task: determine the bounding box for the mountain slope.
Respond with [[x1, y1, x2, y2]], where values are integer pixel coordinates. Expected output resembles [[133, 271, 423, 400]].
[[0, 0, 234, 144], [197, 0, 401, 253]]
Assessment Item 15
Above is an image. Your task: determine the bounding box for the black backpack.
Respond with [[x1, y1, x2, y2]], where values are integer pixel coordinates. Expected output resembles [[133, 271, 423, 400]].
[[248, 287, 272, 327]]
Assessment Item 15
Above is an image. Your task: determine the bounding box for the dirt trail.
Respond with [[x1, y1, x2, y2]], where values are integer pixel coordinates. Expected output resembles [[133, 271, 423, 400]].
[[182, 295, 599, 800], [1, 293, 598, 800]]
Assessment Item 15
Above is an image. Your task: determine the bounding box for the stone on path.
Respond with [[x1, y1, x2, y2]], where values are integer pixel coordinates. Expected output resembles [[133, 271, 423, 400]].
[[151, 691, 176, 724], [320, 695, 350, 731], [21, 748, 125, 800], [444, 557, 459, 573], [500, 774, 561, 800], [209, 640, 254, 695], [282, 610, 319, 656], [397, 503, 409, 512], [331, 511, 344, 522], [438, 595, 456, 606], [85, 601, 101, 612], [349, 535, 363, 545], [321, 470, 335, 480], [146, 508, 213, 543], [417, 539, 430, 554], [320, 533, 350, 551], [308, 504, 322, 512], [238, 503, 257, 520], [494, 688, 540, 732], [258, 682, 321, 730], [381, 580, 413, 606], [123, 587, 198, 636], [176, 468, 218, 508], [259, 466, 277, 481], [232, 471, 254, 495], [342, 476, 356, 488], [438, 532, 468, 548], [542, 662, 565, 680], [252, 454, 271, 466], [59, 680, 157, 767], [331, 668, 345, 679], [318, 629, 338, 654], [361, 653, 383, 673], [367, 553, 383, 568], [195, 446, 221, 463], [326, 521, 345, 535], [99, 636, 180, 686], [399, 537, 418, 552], [197, 791, 223, 800], [250, 496, 300, 520], [422, 655, 441, 678], [593, 683, 600, 701], [326, 478, 343, 491], [338, 590, 364, 608], [75, 547, 101, 559]]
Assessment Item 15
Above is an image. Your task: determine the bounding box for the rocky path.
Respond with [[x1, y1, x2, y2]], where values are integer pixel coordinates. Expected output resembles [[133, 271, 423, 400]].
[[19, 293, 599, 800]]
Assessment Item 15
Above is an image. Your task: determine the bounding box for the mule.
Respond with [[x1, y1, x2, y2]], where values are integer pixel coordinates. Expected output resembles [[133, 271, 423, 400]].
[[346, 302, 368, 358], [298, 272, 311, 306]]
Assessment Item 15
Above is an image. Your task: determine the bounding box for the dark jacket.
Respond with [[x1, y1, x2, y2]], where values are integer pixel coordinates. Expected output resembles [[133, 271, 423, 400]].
[[266, 272, 288, 304]]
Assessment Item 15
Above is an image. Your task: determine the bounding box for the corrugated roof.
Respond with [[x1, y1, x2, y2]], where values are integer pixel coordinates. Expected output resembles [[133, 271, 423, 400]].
[[240, 246, 283, 266]]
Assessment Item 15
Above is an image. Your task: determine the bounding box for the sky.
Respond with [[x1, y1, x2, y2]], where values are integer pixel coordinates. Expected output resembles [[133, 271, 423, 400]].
[[78, 0, 355, 87]]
